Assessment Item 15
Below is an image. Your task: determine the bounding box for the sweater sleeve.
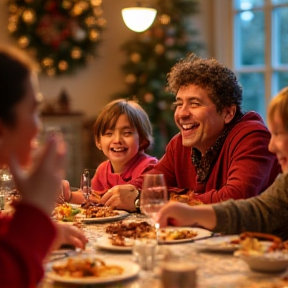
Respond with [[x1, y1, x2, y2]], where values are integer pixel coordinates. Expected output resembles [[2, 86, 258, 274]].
[[0, 203, 56, 288], [212, 173, 288, 240]]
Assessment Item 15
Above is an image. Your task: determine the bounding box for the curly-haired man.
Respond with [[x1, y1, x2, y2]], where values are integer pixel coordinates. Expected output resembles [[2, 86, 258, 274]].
[[100, 54, 280, 209]]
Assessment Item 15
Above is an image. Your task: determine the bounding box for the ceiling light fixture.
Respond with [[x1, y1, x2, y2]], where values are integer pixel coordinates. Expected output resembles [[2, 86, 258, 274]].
[[122, 2, 157, 33]]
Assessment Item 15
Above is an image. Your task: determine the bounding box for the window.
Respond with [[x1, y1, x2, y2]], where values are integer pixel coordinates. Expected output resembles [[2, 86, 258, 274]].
[[233, 0, 288, 120]]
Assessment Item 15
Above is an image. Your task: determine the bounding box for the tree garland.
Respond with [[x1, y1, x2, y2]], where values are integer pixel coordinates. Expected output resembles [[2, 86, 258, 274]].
[[7, 0, 106, 76]]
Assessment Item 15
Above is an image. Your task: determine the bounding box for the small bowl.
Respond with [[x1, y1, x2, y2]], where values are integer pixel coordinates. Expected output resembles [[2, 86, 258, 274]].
[[238, 253, 288, 273]]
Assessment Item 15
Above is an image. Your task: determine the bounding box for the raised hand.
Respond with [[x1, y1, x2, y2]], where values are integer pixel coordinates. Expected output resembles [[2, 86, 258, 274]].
[[9, 134, 66, 215]]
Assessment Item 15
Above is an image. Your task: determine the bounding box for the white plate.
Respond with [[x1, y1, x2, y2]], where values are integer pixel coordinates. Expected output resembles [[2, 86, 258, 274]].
[[81, 210, 129, 223], [193, 235, 240, 252], [159, 227, 212, 244], [46, 257, 140, 284], [97, 235, 134, 252], [97, 227, 212, 250], [237, 253, 288, 273]]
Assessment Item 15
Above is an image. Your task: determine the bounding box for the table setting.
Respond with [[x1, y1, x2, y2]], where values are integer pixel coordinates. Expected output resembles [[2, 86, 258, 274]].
[[41, 173, 288, 288]]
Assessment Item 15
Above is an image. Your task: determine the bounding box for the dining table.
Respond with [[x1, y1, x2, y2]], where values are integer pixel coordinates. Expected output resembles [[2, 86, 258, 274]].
[[40, 213, 288, 288]]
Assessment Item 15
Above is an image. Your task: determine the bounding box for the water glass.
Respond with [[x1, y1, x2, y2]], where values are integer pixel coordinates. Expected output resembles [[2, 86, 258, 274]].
[[132, 238, 157, 272], [140, 174, 168, 224], [160, 261, 197, 288]]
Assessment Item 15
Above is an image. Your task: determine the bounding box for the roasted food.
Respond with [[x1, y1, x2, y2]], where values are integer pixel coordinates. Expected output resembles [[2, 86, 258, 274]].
[[53, 203, 81, 222], [106, 221, 199, 246], [52, 257, 123, 278], [170, 191, 203, 206], [84, 205, 119, 218]]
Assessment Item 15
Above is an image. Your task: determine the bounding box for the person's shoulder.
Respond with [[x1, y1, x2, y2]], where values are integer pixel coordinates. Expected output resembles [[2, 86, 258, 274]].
[[231, 112, 269, 135], [238, 111, 267, 129], [97, 160, 110, 170], [137, 152, 158, 164]]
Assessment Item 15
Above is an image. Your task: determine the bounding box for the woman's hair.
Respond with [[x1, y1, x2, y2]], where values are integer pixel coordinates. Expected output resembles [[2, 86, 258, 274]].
[[166, 53, 243, 113], [0, 46, 37, 126], [268, 87, 288, 130], [94, 99, 154, 151]]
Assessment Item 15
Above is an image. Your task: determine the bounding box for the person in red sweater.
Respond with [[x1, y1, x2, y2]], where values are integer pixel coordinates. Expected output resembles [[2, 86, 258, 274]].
[[0, 47, 87, 288], [100, 53, 280, 210], [60, 99, 157, 211]]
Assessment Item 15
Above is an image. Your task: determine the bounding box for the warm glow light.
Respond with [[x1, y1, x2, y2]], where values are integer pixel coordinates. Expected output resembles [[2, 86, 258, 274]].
[[122, 7, 157, 33]]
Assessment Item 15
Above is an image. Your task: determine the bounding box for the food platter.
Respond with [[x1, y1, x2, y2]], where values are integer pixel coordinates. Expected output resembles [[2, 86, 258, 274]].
[[46, 257, 140, 284], [193, 235, 240, 252]]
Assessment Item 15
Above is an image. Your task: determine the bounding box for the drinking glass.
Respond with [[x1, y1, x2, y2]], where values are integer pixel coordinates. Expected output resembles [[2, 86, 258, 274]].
[[80, 169, 91, 201], [140, 174, 168, 225]]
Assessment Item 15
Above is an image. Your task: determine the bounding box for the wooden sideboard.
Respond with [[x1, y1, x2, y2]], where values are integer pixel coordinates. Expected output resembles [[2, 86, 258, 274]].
[[39, 113, 84, 187]]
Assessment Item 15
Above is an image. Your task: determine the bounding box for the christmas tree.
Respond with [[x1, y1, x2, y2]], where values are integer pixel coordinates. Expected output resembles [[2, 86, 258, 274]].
[[113, 0, 203, 158]]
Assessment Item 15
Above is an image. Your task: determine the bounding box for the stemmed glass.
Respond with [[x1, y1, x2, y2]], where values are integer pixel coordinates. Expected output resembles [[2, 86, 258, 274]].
[[140, 174, 168, 238]]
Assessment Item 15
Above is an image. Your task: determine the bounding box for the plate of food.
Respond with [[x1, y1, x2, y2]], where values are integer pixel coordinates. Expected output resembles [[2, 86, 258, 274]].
[[193, 235, 241, 252], [234, 232, 288, 273], [53, 203, 82, 222], [103, 221, 212, 247], [80, 208, 129, 223], [158, 227, 212, 244], [46, 255, 140, 284], [96, 235, 134, 252]]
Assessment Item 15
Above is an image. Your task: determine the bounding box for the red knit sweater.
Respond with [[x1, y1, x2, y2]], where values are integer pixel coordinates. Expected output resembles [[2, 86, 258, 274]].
[[140, 112, 281, 203], [0, 203, 56, 288]]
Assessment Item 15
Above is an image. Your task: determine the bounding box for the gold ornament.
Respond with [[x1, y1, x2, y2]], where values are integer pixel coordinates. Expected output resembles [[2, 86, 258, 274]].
[[46, 68, 56, 77], [130, 53, 141, 63], [58, 60, 68, 71], [62, 0, 72, 9], [8, 4, 18, 13], [71, 47, 82, 59], [97, 17, 106, 27], [85, 16, 96, 27], [18, 36, 29, 48], [89, 29, 99, 41], [42, 57, 54, 67], [155, 44, 165, 55], [8, 22, 17, 33], [91, 0, 102, 6], [160, 14, 170, 25], [22, 9, 36, 24], [125, 74, 137, 84], [93, 7, 103, 16], [144, 93, 154, 103]]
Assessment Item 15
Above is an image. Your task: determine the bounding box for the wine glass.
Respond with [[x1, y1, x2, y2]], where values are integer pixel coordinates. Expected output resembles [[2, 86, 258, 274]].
[[140, 174, 168, 226]]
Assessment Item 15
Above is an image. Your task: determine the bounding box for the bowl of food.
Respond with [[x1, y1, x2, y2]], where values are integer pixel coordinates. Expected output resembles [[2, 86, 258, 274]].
[[234, 232, 288, 273]]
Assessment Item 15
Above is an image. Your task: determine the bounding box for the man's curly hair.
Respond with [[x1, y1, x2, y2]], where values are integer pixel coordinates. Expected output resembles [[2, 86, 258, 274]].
[[166, 53, 243, 113]]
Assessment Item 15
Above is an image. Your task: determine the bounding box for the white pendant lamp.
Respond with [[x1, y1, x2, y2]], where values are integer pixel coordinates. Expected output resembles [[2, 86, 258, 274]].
[[122, 4, 157, 33]]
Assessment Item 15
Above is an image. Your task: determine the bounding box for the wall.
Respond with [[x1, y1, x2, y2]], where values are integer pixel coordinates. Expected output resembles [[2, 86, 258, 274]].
[[0, 0, 214, 119]]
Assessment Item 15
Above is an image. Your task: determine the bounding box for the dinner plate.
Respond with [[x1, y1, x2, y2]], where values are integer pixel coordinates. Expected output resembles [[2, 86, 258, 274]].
[[96, 235, 134, 252], [158, 227, 212, 244], [81, 210, 129, 223], [46, 257, 140, 284], [193, 235, 240, 252], [97, 227, 212, 251]]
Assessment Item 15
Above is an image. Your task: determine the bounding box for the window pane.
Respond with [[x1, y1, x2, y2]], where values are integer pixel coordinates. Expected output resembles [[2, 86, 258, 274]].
[[272, 0, 288, 4], [239, 73, 266, 118], [234, 0, 265, 9], [273, 7, 288, 64], [275, 72, 288, 93], [235, 11, 265, 66]]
